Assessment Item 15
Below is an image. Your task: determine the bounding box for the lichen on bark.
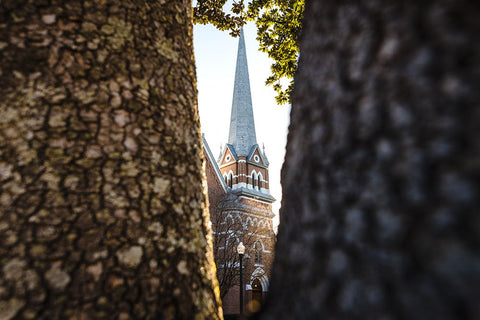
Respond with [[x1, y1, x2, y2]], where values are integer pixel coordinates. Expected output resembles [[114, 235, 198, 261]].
[[0, 1, 221, 319]]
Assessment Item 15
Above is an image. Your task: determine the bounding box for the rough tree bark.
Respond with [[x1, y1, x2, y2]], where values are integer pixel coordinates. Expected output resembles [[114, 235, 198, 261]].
[[0, 1, 221, 319], [259, 1, 480, 319]]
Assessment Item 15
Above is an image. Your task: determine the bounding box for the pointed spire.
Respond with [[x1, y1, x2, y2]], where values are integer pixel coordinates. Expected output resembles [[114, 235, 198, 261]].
[[228, 28, 257, 156], [218, 144, 223, 162]]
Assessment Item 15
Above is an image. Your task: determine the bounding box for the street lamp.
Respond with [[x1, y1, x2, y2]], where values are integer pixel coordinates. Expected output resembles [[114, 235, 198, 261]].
[[237, 241, 245, 316]]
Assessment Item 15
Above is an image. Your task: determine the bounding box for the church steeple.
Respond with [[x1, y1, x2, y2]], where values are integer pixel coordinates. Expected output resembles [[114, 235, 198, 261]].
[[228, 28, 257, 156], [218, 29, 274, 201]]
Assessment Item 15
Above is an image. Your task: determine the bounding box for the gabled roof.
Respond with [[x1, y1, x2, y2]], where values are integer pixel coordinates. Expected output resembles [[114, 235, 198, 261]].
[[225, 144, 238, 160], [202, 135, 227, 191], [218, 144, 238, 166], [247, 144, 269, 166]]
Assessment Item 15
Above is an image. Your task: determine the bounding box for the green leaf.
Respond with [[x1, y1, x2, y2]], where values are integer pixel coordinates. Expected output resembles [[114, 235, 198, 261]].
[[194, 0, 304, 104]]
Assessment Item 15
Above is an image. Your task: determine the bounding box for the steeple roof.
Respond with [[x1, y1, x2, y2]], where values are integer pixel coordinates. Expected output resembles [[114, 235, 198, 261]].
[[228, 28, 257, 156]]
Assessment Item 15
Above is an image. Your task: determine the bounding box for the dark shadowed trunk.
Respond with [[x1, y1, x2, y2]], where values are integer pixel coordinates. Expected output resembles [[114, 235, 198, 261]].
[[0, 1, 221, 319], [259, 0, 480, 319]]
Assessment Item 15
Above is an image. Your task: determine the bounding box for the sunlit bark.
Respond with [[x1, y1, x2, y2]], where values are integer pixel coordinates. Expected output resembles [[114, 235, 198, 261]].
[[0, 1, 221, 319]]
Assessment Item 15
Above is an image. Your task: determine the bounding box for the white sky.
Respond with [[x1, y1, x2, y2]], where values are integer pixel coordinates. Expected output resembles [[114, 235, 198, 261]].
[[193, 23, 291, 229]]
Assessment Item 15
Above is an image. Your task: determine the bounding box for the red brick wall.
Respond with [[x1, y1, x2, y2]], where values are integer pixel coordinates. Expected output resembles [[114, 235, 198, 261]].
[[222, 285, 241, 315], [203, 148, 226, 217], [204, 146, 275, 316], [220, 162, 237, 185]]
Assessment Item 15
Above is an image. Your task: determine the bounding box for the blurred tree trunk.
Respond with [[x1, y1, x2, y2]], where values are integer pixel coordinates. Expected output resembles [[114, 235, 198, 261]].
[[0, 1, 221, 319], [260, 1, 480, 319]]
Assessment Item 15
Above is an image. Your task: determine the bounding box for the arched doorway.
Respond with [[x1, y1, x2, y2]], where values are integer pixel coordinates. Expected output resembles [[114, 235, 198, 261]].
[[247, 268, 269, 313], [251, 278, 263, 308]]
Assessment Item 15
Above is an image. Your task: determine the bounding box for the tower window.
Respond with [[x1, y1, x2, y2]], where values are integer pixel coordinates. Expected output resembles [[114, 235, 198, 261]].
[[257, 173, 263, 190], [254, 242, 263, 265], [228, 172, 233, 188]]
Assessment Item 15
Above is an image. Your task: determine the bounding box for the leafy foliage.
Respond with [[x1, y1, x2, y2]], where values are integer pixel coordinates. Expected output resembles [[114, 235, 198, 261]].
[[194, 0, 304, 104]]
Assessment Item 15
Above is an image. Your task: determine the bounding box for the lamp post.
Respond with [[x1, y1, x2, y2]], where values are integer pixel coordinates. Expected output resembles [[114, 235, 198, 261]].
[[237, 241, 245, 316]]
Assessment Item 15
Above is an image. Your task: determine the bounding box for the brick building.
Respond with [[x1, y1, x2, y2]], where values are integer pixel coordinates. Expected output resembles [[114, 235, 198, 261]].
[[202, 29, 276, 316]]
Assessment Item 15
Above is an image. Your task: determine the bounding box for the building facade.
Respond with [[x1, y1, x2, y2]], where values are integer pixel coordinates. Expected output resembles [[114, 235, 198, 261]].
[[203, 30, 276, 316]]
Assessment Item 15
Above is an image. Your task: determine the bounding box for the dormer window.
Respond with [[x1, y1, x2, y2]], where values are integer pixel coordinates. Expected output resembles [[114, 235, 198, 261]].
[[254, 155, 260, 163], [225, 154, 231, 162]]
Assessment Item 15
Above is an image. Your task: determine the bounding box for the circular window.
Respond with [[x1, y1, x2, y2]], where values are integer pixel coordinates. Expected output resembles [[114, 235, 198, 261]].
[[254, 155, 260, 163], [225, 155, 231, 162]]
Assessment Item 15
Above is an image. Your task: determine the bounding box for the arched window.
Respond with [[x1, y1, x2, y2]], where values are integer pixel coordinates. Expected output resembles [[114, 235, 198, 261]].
[[226, 232, 238, 247], [251, 171, 258, 190], [257, 173, 263, 190], [228, 172, 233, 188], [254, 241, 263, 265], [224, 174, 228, 185]]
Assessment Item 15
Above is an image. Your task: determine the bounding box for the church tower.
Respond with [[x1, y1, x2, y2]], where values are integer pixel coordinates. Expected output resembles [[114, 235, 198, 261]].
[[218, 30, 275, 204], [203, 28, 275, 316], [212, 28, 275, 315]]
